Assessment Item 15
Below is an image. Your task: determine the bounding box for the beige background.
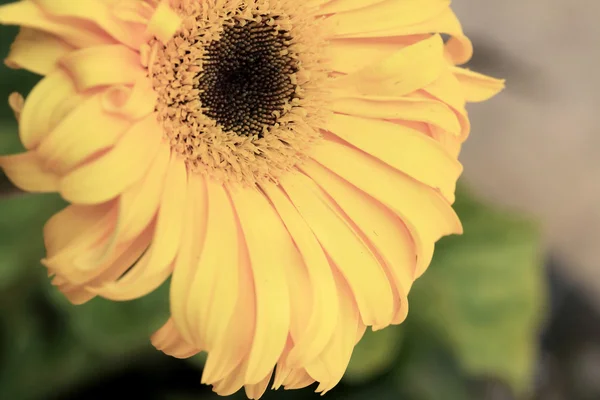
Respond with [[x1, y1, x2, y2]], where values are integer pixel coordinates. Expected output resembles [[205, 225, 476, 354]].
[[452, 0, 600, 307]]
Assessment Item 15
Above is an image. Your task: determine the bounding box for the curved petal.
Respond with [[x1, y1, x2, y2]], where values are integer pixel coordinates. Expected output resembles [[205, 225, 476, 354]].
[[185, 181, 240, 350], [146, 0, 182, 44], [151, 318, 201, 359], [59, 45, 145, 91], [309, 139, 461, 278], [201, 225, 255, 385], [261, 181, 339, 368], [170, 172, 209, 346], [325, 113, 462, 202], [37, 93, 132, 174], [92, 153, 187, 301], [334, 34, 445, 98], [19, 70, 81, 150], [59, 115, 163, 204], [32, 0, 148, 48], [229, 186, 291, 385], [279, 172, 394, 329], [5, 28, 74, 75], [452, 66, 506, 103], [300, 161, 416, 324], [328, 95, 461, 135], [305, 271, 360, 394], [324, 0, 450, 37], [0, 0, 114, 48], [0, 151, 59, 192]]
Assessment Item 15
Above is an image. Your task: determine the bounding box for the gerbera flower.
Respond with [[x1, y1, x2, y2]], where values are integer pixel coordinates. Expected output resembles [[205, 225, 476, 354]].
[[0, 0, 503, 397]]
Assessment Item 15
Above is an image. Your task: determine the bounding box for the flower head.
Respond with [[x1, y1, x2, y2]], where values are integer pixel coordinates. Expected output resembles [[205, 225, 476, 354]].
[[0, 0, 503, 397]]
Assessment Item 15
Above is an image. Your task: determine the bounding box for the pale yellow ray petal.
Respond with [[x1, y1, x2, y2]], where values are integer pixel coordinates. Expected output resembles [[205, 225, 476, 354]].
[[186, 181, 239, 350], [42, 201, 118, 277], [170, 172, 209, 345], [452, 66, 506, 103], [151, 318, 201, 359], [334, 34, 445, 98], [315, 0, 383, 15], [229, 186, 291, 385], [32, 0, 148, 48], [201, 225, 255, 385], [100, 78, 158, 120], [146, 0, 181, 44], [115, 144, 170, 242], [0, 151, 59, 192], [324, 0, 450, 37], [244, 369, 273, 400], [43, 203, 113, 257], [282, 369, 315, 390], [279, 172, 394, 329], [305, 271, 360, 394], [300, 161, 416, 324], [0, 0, 114, 48], [310, 139, 461, 278], [59, 115, 163, 204], [19, 70, 81, 150], [328, 95, 461, 136], [59, 45, 145, 91], [36, 93, 132, 174], [261, 182, 338, 368], [92, 155, 187, 301], [325, 113, 462, 202], [5, 28, 74, 75]]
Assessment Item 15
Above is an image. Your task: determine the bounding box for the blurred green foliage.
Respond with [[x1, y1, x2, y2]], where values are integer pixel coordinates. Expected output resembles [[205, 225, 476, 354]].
[[0, 3, 546, 398]]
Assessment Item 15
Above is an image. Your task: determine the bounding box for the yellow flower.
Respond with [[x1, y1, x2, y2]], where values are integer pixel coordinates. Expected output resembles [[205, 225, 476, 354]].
[[0, 0, 503, 397]]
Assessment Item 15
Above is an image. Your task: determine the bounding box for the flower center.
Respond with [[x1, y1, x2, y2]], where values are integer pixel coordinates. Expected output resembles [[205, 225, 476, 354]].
[[149, 0, 330, 185], [198, 19, 299, 137]]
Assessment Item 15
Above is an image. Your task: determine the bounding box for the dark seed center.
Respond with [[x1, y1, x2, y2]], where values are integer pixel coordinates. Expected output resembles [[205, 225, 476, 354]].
[[197, 18, 299, 137]]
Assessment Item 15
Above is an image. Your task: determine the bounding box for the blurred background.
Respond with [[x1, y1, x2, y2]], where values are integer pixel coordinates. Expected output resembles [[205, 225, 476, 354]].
[[0, 0, 598, 399]]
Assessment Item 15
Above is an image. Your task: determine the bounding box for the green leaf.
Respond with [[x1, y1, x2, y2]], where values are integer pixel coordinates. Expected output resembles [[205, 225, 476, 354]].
[[344, 325, 403, 384], [409, 186, 546, 395]]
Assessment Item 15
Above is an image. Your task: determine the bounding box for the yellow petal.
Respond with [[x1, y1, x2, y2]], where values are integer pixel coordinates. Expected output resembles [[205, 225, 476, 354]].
[[244, 369, 273, 400], [146, 0, 181, 44], [37, 93, 132, 174], [201, 229, 255, 385], [325, 113, 462, 202], [43, 201, 118, 278], [59, 45, 145, 91], [261, 182, 339, 368], [151, 318, 201, 359], [335, 34, 445, 98], [279, 172, 394, 329], [328, 95, 461, 136], [0, 151, 59, 192], [324, 0, 450, 37], [59, 115, 163, 204], [186, 181, 239, 350], [229, 186, 291, 385], [452, 66, 506, 102], [115, 144, 170, 242], [100, 78, 158, 120], [5, 28, 74, 75], [93, 154, 186, 301], [19, 70, 81, 150], [170, 172, 208, 345], [300, 161, 415, 324], [0, 0, 113, 48], [31, 0, 147, 48], [305, 271, 360, 394], [310, 139, 461, 278]]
